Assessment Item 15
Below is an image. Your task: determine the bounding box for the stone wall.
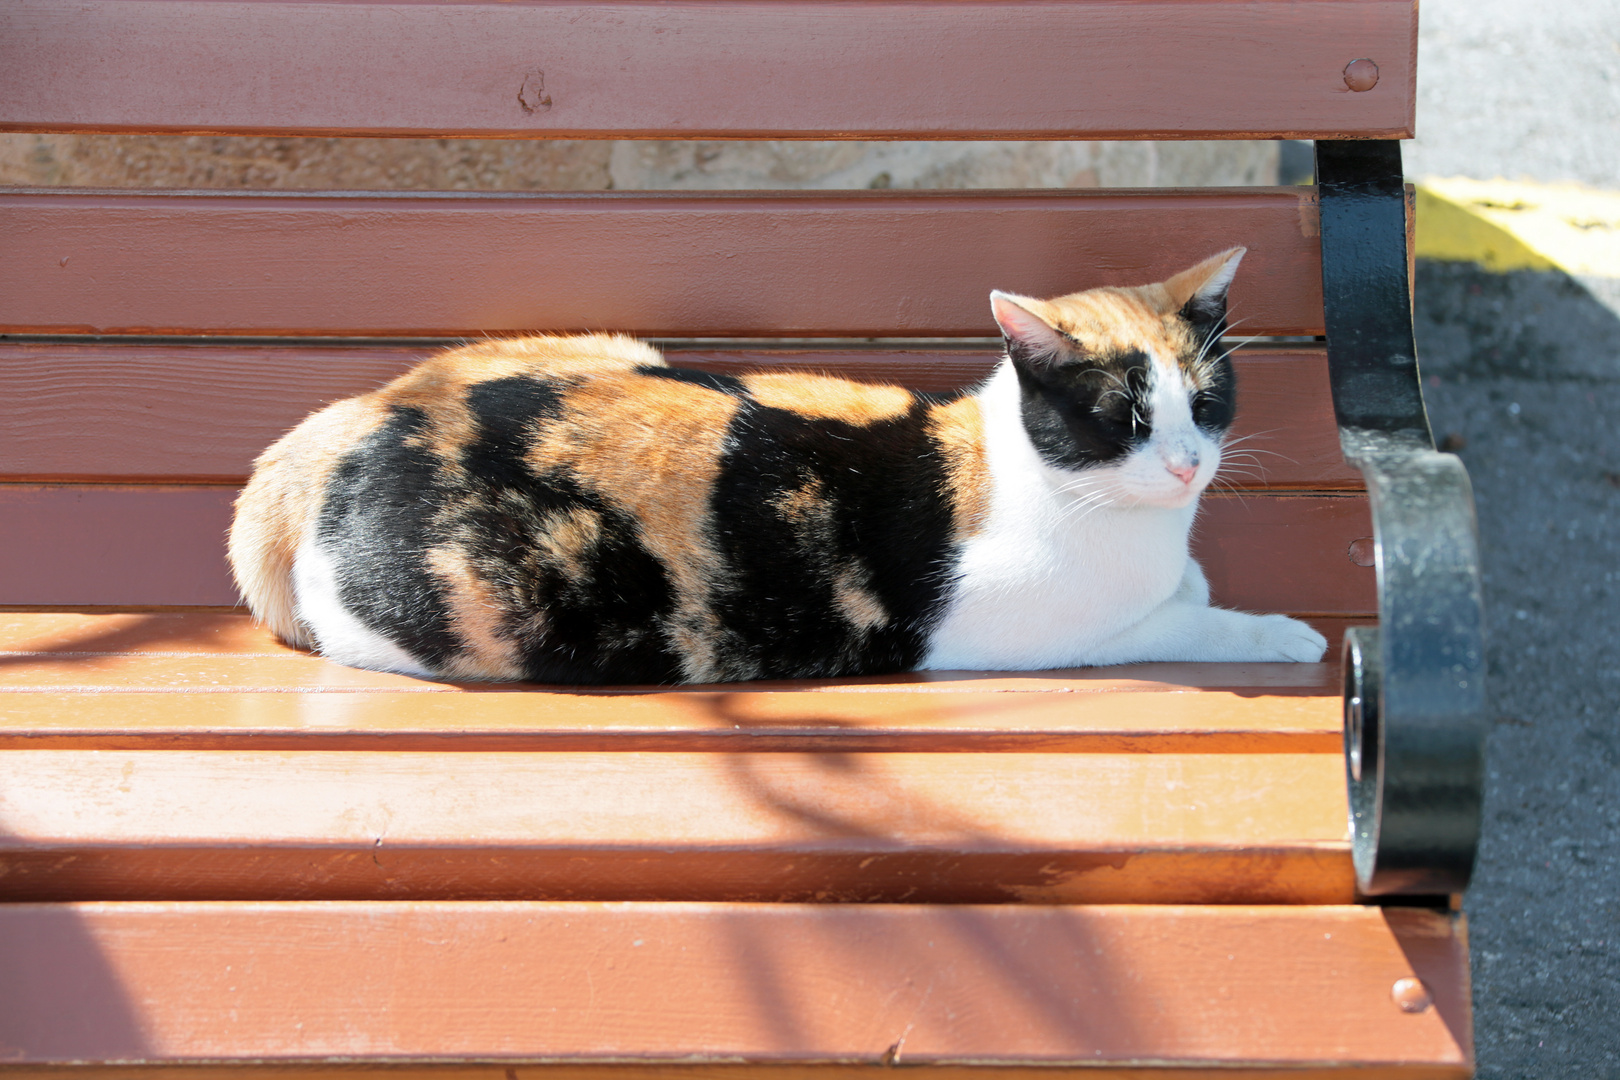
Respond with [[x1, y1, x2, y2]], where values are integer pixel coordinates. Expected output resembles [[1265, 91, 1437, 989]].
[[0, 134, 1278, 191]]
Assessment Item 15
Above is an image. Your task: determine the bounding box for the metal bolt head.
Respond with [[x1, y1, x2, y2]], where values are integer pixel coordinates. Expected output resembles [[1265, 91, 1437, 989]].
[[1392, 976, 1433, 1013], [1344, 58, 1381, 92]]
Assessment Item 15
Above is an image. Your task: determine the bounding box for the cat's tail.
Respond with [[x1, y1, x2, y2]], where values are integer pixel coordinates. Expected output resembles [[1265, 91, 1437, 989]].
[[228, 396, 382, 648]]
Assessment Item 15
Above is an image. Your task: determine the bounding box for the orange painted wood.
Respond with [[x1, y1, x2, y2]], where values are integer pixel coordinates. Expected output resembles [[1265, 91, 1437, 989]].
[[0, 189, 1326, 337], [0, 610, 1367, 674], [0, 487, 1375, 611], [0, 1, 1418, 140], [0, 902, 1470, 1067], [0, 688, 1342, 753], [0, 343, 1360, 489], [0, 749, 1353, 903], [0, 1068, 1476, 1080], [0, 613, 1363, 753]]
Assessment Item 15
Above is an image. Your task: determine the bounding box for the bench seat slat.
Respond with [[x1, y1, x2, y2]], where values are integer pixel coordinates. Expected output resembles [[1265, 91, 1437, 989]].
[[0, 902, 1469, 1068], [0, 488, 1376, 611], [0, 189, 1326, 337], [0, 748, 1352, 903], [0, 344, 1360, 489], [1, 1, 1416, 140], [0, 688, 1341, 754]]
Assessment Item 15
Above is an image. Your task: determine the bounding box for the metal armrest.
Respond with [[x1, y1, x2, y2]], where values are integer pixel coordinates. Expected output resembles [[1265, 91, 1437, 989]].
[[1316, 141, 1487, 895]]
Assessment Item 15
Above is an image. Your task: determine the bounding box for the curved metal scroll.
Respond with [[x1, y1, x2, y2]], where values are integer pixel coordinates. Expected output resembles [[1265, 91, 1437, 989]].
[[1316, 140, 1487, 895]]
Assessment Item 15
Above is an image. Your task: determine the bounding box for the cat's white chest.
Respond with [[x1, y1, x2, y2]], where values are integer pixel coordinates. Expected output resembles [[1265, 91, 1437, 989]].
[[923, 485, 1195, 670], [920, 365, 1198, 671]]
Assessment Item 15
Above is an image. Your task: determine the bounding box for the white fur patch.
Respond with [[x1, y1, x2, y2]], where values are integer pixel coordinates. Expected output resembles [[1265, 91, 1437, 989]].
[[920, 358, 1324, 668], [922, 362, 1198, 670], [293, 540, 436, 678]]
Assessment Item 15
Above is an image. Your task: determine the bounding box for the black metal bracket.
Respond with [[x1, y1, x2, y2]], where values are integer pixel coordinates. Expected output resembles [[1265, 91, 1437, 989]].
[[1315, 140, 1487, 895]]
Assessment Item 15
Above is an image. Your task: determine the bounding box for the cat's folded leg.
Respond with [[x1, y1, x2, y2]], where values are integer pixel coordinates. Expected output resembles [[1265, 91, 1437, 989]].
[[1172, 558, 1211, 606], [1084, 597, 1328, 664]]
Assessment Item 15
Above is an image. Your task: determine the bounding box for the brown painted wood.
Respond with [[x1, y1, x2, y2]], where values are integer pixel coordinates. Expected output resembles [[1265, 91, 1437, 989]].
[[0, 1068, 1477, 1080], [0, 1, 1418, 140], [0, 487, 1375, 611], [0, 344, 1360, 489], [0, 189, 1326, 337], [0, 749, 1354, 903], [0, 903, 1470, 1066]]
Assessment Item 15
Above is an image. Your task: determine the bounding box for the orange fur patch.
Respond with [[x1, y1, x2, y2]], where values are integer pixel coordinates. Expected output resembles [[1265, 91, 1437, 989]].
[[832, 564, 891, 632], [377, 333, 666, 467], [926, 395, 990, 541], [528, 372, 744, 682], [423, 543, 526, 680], [742, 372, 913, 424]]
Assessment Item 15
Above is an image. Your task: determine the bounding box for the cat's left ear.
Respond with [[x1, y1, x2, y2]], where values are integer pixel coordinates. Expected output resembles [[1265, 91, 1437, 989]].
[[1164, 246, 1246, 330]]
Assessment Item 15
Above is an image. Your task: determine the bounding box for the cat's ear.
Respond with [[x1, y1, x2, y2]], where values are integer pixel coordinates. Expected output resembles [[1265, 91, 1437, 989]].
[[1164, 246, 1245, 328], [991, 290, 1071, 368]]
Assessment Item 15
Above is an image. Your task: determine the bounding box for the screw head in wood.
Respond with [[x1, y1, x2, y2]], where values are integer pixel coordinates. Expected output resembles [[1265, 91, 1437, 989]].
[[1344, 58, 1381, 92], [1392, 976, 1433, 1013]]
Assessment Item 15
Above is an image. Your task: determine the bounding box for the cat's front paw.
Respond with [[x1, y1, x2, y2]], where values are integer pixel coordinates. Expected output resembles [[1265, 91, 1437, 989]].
[[1241, 613, 1329, 662]]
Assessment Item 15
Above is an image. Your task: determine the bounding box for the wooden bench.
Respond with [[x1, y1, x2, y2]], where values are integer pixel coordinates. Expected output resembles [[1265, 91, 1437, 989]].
[[0, 1, 1486, 1075]]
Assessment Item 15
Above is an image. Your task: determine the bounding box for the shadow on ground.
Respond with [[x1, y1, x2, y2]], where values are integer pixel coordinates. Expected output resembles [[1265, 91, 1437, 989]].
[[1415, 258, 1620, 1076]]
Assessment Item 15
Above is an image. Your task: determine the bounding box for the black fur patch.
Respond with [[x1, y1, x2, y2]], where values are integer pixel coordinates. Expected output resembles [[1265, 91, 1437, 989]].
[[316, 406, 461, 668], [456, 376, 684, 684], [1013, 348, 1154, 471], [637, 364, 748, 396], [706, 396, 959, 678]]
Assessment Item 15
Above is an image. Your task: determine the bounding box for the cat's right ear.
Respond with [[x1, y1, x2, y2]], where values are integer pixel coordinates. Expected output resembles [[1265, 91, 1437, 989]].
[[991, 290, 1070, 369]]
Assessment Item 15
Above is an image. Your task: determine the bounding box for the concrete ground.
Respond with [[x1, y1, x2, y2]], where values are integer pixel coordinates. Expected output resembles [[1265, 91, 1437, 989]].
[[1407, 0, 1620, 1074]]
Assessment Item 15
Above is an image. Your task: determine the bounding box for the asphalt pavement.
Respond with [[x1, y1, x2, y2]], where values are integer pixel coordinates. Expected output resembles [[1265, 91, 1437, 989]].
[[1406, 1, 1620, 1073]]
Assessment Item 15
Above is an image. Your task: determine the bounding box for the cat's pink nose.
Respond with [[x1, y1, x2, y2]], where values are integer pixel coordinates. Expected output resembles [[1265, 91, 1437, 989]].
[[1167, 461, 1199, 484]]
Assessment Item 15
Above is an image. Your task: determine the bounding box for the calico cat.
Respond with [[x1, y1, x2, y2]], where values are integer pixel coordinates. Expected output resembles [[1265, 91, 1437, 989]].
[[229, 247, 1327, 683]]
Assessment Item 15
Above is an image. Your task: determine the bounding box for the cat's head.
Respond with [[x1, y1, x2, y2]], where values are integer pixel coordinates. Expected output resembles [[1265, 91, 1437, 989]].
[[990, 247, 1244, 509]]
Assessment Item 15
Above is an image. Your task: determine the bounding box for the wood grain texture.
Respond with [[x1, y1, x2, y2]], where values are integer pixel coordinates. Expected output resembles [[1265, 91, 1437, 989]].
[[0, 749, 1354, 903], [0, 487, 1375, 611], [0, 610, 1366, 668], [0, 608, 1350, 750], [0, 902, 1470, 1066], [0, 612, 1364, 754], [0, 344, 1361, 488], [0, 1068, 1476, 1080], [0, 688, 1343, 753], [0, 189, 1326, 337], [0, 1, 1417, 140]]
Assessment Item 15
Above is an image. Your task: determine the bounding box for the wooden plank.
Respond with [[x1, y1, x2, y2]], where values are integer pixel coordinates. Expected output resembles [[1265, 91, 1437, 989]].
[[0, 610, 1367, 673], [0, 688, 1342, 753], [0, 344, 1360, 489], [0, 749, 1353, 903], [0, 1, 1417, 140], [0, 902, 1470, 1067], [0, 1068, 1477, 1080], [0, 487, 1375, 611], [0, 189, 1326, 337]]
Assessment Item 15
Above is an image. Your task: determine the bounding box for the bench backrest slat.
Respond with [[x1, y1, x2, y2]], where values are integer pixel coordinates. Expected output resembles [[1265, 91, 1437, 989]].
[[0, 189, 1325, 337], [3, 0, 1416, 140], [0, 343, 1359, 488]]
